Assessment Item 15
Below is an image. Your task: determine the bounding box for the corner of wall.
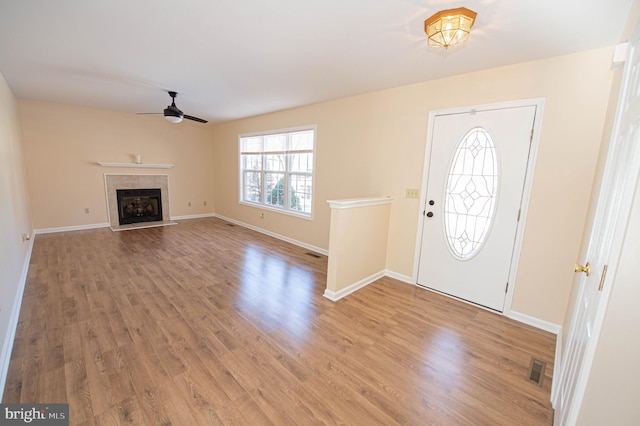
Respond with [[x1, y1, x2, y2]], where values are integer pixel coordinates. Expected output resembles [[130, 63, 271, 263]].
[[0, 237, 34, 400]]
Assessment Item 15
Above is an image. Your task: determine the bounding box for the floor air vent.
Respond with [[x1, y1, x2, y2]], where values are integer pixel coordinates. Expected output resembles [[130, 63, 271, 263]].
[[226, 223, 235, 227], [527, 357, 546, 386], [305, 252, 321, 258]]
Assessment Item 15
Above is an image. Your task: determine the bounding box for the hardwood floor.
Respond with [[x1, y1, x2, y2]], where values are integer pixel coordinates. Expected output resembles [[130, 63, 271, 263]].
[[3, 217, 555, 425]]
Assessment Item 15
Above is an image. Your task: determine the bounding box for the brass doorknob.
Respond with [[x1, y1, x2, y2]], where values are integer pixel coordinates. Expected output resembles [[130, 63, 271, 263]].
[[574, 262, 591, 276]]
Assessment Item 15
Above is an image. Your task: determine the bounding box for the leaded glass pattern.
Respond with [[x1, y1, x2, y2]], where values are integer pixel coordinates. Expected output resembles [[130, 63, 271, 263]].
[[444, 127, 498, 260]]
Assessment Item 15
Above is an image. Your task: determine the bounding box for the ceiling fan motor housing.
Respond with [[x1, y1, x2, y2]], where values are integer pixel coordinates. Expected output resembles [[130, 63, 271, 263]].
[[164, 106, 183, 118], [164, 91, 183, 118]]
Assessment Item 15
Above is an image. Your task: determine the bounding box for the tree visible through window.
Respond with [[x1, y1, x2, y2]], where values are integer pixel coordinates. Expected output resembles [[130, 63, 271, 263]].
[[239, 127, 315, 216]]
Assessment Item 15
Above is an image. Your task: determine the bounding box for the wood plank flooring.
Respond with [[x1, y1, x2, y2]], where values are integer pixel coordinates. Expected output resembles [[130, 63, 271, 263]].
[[3, 217, 555, 425]]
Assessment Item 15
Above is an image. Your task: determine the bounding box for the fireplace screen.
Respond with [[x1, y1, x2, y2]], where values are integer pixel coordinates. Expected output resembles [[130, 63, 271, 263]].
[[116, 188, 163, 225]]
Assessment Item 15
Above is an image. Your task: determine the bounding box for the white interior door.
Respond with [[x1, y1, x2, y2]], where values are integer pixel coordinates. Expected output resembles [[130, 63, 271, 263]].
[[553, 33, 640, 425], [417, 105, 537, 311]]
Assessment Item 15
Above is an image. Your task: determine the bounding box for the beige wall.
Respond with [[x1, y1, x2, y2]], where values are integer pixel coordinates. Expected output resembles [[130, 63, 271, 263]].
[[326, 200, 391, 297], [212, 48, 614, 325], [0, 72, 33, 392], [19, 100, 215, 229]]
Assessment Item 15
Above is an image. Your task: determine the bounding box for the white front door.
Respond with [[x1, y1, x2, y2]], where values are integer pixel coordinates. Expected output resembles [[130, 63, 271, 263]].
[[553, 32, 640, 424], [417, 104, 538, 311]]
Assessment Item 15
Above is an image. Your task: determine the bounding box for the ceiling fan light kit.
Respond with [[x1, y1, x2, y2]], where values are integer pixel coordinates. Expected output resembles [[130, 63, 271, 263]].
[[425, 7, 477, 49], [164, 115, 183, 123]]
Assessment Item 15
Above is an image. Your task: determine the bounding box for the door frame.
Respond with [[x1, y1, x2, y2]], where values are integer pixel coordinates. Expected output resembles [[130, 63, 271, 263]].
[[412, 98, 545, 316]]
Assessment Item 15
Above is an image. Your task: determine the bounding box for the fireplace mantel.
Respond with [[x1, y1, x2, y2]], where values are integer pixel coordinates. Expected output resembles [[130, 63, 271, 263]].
[[98, 162, 174, 169]]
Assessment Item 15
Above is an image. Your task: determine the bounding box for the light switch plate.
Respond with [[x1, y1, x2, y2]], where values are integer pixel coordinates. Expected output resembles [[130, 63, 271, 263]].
[[406, 188, 420, 199]]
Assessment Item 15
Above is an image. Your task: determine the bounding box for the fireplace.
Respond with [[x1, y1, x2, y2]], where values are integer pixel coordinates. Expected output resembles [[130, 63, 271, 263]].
[[104, 174, 173, 230], [116, 188, 163, 225]]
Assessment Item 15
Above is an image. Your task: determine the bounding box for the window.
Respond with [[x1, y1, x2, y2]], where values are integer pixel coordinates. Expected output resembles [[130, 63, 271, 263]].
[[444, 127, 498, 260], [239, 126, 315, 217]]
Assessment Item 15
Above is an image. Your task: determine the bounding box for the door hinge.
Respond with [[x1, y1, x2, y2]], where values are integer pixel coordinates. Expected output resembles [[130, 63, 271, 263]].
[[505, 282, 509, 293], [530, 128, 534, 143], [517, 209, 521, 221], [598, 265, 608, 292]]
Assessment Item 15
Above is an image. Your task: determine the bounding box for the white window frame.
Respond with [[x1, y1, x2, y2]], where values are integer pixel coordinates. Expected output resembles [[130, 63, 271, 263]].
[[238, 125, 316, 219]]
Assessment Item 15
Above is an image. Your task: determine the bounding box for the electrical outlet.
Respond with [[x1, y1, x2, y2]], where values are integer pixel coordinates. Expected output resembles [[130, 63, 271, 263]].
[[84, 207, 90, 214], [406, 188, 420, 199]]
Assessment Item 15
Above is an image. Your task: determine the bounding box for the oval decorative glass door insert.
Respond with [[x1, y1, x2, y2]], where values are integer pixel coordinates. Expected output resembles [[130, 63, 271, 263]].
[[444, 127, 498, 260]]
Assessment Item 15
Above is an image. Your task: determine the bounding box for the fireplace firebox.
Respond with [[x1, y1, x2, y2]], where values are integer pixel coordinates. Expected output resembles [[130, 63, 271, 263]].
[[116, 188, 163, 225]]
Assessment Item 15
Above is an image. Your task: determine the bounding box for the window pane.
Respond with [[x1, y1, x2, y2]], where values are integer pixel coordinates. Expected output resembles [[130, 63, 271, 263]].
[[289, 130, 314, 151], [243, 171, 262, 203], [290, 174, 312, 213], [239, 127, 314, 217], [241, 136, 262, 153], [289, 153, 313, 173], [242, 154, 262, 171], [264, 134, 286, 152], [444, 127, 498, 260], [265, 173, 285, 208], [265, 154, 286, 171]]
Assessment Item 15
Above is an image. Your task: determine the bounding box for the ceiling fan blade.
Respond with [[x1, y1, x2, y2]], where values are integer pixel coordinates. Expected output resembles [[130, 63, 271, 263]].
[[137, 92, 207, 123], [183, 114, 208, 124]]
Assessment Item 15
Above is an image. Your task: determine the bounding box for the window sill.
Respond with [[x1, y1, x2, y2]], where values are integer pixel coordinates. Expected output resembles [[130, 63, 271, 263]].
[[240, 201, 313, 220]]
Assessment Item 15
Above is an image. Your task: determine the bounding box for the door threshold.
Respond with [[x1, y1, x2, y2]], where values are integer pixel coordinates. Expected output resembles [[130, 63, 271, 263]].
[[415, 283, 503, 314]]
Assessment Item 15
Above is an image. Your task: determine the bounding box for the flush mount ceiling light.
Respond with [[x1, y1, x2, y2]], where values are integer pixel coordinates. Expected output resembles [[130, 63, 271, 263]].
[[425, 7, 477, 49]]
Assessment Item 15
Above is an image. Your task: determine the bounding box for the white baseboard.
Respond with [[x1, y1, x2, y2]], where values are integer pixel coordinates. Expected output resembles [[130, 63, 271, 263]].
[[0, 236, 35, 401], [550, 327, 563, 408], [323, 270, 386, 302], [213, 213, 328, 256], [33, 215, 218, 233], [506, 310, 561, 335], [384, 270, 414, 285], [34, 222, 110, 234], [171, 213, 215, 220]]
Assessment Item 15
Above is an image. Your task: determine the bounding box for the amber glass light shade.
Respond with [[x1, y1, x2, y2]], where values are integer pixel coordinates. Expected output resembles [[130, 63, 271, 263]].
[[425, 7, 477, 49]]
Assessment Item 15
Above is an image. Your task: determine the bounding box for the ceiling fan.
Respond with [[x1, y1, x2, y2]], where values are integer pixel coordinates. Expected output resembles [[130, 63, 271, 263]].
[[138, 91, 208, 124]]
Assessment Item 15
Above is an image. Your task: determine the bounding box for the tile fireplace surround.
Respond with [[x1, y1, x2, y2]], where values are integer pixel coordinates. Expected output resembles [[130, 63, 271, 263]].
[[104, 174, 173, 231]]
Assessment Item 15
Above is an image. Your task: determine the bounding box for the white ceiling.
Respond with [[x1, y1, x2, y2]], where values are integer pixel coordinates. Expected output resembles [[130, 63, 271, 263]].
[[0, 0, 633, 124]]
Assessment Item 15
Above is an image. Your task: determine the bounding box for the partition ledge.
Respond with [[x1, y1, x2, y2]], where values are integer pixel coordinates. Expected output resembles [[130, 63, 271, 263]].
[[327, 197, 393, 209]]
